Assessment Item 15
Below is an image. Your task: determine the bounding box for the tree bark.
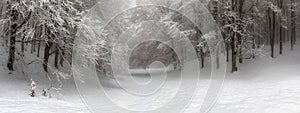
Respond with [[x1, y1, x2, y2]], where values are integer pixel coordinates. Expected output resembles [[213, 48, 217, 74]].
[[231, 31, 237, 72], [43, 28, 54, 72], [60, 50, 64, 67], [268, 7, 275, 58], [37, 25, 44, 57], [21, 36, 25, 53], [291, 0, 296, 50], [7, 26, 16, 71], [231, 0, 238, 72], [37, 39, 41, 57], [230, 16, 237, 72], [54, 46, 59, 68], [237, 0, 244, 63], [7, 8, 18, 71], [279, 0, 283, 55], [43, 41, 53, 72], [211, 0, 220, 69], [271, 11, 275, 58], [200, 47, 204, 68]]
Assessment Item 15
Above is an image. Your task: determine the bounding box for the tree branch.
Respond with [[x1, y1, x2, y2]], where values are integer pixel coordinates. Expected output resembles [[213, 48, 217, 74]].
[[12, 10, 33, 35]]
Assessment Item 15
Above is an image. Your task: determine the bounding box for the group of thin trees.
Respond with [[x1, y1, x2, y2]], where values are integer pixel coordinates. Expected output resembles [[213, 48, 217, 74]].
[[0, 0, 85, 72], [208, 0, 299, 72], [0, 0, 299, 75]]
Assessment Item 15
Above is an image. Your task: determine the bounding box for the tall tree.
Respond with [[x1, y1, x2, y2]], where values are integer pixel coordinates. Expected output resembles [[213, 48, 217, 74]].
[[230, 0, 238, 72], [7, 0, 32, 71], [237, 0, 245, 63], [279, 0, 283, 55], [291, 0, 296, 50]]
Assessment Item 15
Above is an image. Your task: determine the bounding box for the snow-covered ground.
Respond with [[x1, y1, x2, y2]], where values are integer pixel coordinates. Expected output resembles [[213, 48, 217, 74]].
[[0, 44, 299, 113], [211, 44, 300, 113], [0, 45, 88, 113]]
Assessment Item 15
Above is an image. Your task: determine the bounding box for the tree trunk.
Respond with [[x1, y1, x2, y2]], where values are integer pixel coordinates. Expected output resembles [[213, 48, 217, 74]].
[[7, 8, 18, 71], [0, 2, 2, 19], [60, 37, 67, 67], [21, 36, 25, 53], [238, 0, 244, 63], [31, 39, 34, 54], [231, 31, 237, 72], [0, 2, 3, 47], [231, 0, 237, 72], [211, 0, 220, 69], [33, 36, 36, 53], [279, 0, 283, 55], [43, 41, 53, 72], [226, 42, 229, 62], [7, 28, 16, 71], [216, 50, 220, 69], [252, 38, 256, 58], [291, 0, 296, 50], [37, 25, 43, 57], [230, 17, 237, 72], [60, 47, 65, 67], [271, 11, 275, 58], [54, 46, 59, 68], [200, 47, 204, 68], [37, 39, 41, 57], [268, 7, 275, 58]]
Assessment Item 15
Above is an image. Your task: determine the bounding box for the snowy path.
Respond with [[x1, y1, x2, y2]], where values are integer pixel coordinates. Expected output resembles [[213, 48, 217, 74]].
[[76, 45, 300, 113]]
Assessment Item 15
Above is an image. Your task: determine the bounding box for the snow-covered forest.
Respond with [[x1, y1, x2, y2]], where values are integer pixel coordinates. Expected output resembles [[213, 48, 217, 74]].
[[0, 0, 299, 113]]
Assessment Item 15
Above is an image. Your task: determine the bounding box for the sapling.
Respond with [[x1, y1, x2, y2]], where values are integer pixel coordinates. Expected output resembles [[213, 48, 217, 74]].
[[30, 79, 36, 97], [42, 88, 47, 97]]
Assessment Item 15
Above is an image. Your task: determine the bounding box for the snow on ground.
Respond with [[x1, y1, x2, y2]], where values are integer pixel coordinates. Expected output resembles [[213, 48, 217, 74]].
[[210, 44, 300, 113], [0, 45, 88, 113], [75, 44, 300, 113], [0, 43, 300, 113]]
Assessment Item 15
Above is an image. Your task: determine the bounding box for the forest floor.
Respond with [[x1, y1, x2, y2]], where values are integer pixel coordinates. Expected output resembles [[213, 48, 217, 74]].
[[0, 44, 88, 113], [0, 43, 299, 113]]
